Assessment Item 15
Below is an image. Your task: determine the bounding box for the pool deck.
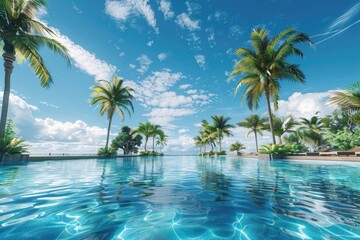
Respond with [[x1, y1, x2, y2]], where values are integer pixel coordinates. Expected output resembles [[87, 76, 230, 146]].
[[238, 154, 360, 162]]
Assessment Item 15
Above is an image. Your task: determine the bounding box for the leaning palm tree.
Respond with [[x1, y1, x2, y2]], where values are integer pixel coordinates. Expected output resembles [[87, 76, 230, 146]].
[[0, 0, 70, 138], [264, 115, 298, 144], [237, 114, 267, 152], [229, 28, 312, 144], [90, 76, 134, 150], [136, 121, 154, 151], [207, 115, 235, 151], [328, 82, 360, 113]]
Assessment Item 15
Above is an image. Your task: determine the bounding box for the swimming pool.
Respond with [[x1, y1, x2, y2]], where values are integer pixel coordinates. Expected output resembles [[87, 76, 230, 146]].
[[0, 156, 359, 239]]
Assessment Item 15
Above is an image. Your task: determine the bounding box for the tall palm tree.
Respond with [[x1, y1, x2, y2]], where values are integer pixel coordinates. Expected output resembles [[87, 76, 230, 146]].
[[136, 121, 154, 151], [328, 82, 360, 113], [90, 76, 134, 150], [0, 0, 70, 138], [207, 115, 235, 151], [265, 115, 298, 144], [237, 114, 267, 152], [229, 28, 312, 144]]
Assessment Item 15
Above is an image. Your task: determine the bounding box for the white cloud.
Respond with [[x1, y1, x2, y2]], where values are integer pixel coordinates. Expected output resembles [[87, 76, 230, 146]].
[[178, 128, 189, 134], [186, 89, 197, 95], [40, 101, 59, 109], [166, 134, 195, 152], [129, 63, 136, 69], [229, 25, 243, 40], [0, 92, 107, 153], [157, 53, 167, 61], [72, 1, 83, 14], [136, 54, 152, 74], [329, 2, 360, 30], [175, 13, 200, 31], [125, 69, 213, 128], [179, 84, 192, 90], [159, 0, 174, 20], [105, 0, 158, 32], [276, 91, 336, 119], [194, 54, 206, 69], [50, 28, 116, 80], [147, 40, 154, 46], [119, 52, 125, 57]]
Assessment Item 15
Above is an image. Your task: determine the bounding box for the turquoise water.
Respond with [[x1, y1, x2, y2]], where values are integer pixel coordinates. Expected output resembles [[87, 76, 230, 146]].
[[0, 157, 359, 239]]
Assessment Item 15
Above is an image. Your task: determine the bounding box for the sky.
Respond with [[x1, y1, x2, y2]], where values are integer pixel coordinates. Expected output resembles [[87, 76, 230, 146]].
[[2, 0, 360, 154]]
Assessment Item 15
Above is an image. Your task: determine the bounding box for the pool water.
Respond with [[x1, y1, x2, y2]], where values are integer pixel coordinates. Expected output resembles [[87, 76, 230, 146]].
[[0, 156, 359, 239]]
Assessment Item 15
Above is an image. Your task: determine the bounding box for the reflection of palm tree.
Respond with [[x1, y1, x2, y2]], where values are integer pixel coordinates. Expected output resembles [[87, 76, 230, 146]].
[[0, 167, 20, 197]]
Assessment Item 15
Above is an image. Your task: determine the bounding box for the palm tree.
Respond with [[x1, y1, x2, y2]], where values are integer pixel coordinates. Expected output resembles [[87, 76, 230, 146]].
[[328, 82, 360, 113], [200, 120, 216, 152], [151, 125, 164, 152], [136, 121, 154, 151], [193, 135, 204, 153], [90, 76, 134, 150], [299, 114, 324, 133], [265, 115, 298, 144], [229, 28, 312, 144], [156, 134, 167, 153], [237, 114, 267, 152], [229, 141, 246, 155], [207, 115, 235, 151], [0, 0, 70, 138]]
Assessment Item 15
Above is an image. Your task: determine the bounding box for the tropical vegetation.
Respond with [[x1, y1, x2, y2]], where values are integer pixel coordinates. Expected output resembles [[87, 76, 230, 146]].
[[90, 76, 134, 152], [237, 114, 267, 152], [229, 141, 246, 155], [0, 120, 28, 160], [0, 0, 70, 139], [111, 126, 142, 155], [229, 27, 312, 145], [135, 121, 165, 155]]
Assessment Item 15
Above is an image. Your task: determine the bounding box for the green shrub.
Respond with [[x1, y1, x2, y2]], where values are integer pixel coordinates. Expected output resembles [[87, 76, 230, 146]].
[[0, 136, 28, 160], [140, 151, 163, 156], [216, 150, 227, 155], [259, 144, 306, 154], [97, 147, 117, 157]]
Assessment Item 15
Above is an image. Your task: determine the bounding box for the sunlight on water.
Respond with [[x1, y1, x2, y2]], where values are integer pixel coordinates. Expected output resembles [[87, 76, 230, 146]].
[[0, 157, 359, 239]]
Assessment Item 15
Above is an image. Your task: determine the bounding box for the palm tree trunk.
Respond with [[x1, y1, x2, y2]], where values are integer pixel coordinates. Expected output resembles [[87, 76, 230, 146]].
[[105, 115, 113, 149], [0, 51, 16, 139], [152, 136, 155, 152], [278, 136, 282, 144], [144, 137, 148, 151], [254, 130, 259, 152], [265, 89, 276, 145]]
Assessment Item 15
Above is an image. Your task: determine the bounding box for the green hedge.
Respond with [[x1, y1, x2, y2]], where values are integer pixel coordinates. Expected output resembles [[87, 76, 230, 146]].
[[259, 144, 307, 154], [140, 151, 164, 156]]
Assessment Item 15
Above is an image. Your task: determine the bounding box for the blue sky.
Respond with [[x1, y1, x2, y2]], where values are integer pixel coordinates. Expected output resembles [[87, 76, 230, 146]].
[[3, 0, 360, 154]]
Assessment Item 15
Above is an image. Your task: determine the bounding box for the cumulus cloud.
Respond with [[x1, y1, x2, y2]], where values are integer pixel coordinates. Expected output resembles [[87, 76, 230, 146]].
[[159, 0, 174, 20], [0, 92, 107, 153], [50, 28, 116, 80], [105, 0, 158, 32], [276, 91, 336, 119], [175, 13, 200, 31], [136, 54, 152, 74], [179, 84, 192, 90], [157, 53, 167, 61], [194, 54, 206, 69], [166, 134, 195, 152], [125, 69, 213, 128]]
